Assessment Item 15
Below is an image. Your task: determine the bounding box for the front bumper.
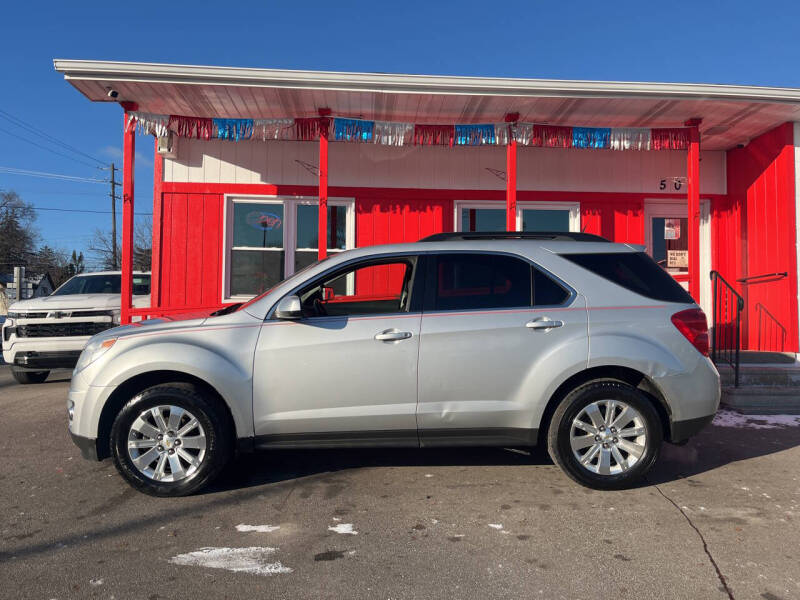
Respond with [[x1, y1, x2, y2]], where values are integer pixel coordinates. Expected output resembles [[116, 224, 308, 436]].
[[14, 350, 81, 370], [69, 431, 100, 461]]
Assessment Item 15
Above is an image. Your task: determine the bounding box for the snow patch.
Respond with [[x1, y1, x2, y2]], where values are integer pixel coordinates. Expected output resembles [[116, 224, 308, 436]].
[[236, 524, 280, 533], [713, 409, 800, 429], [488, 524, 504, 530], [169, 547, 292, 576], [328, 523, 358, 535]]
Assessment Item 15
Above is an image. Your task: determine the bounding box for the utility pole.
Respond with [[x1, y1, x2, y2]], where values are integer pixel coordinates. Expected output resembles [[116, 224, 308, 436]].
[[109, 163, 121, 269]]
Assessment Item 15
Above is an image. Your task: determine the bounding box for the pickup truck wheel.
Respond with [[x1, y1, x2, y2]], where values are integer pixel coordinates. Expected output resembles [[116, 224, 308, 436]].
[[547, 380, 662, 490], [110, 384, 233, 497], [11, 368, 49, 384]]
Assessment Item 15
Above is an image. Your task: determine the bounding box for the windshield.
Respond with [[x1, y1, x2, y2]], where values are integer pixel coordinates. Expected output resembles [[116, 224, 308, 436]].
[[51, 274, 151, 296], [237, 257, 330, 312]]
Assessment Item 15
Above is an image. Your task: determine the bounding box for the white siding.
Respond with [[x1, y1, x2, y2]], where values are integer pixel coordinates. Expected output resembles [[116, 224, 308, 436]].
[[164, 138, 727, 195]]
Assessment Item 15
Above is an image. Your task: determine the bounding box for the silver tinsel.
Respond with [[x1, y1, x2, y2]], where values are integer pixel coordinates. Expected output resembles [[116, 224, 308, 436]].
[[609, 128, 651, 151], [372, 121, 414, 146], [129, 112, 170, 137], [254, 118, 294, 141]]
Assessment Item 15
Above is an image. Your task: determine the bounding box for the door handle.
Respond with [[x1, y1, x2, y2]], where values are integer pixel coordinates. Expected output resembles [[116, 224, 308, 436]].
[[526, 318, 563, 331], [374, 329, 412, 341]]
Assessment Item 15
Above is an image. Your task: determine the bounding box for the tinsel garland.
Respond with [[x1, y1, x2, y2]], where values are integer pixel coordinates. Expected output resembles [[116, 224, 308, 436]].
[[609, 128, 651, 151], [254, 118, 294, 140], [125, 111, 692, 152], [168, 115, 213, 140], [536, 125, 573, 148], [295, 117, 330, 141], [651, 128, 690, 150], [455, 124, 496, 146], [333, 118, 374, 142], [414, 124, 455, 146], [572, 127, 611, 149], [213, 118, 254, 141], [372, 121, 414, 146]]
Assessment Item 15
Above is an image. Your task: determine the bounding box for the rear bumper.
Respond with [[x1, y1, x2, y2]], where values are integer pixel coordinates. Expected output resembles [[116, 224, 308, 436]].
[[669, 413, 715, 443], [14, 350, 81, 370], [69, 431, 100, 461]]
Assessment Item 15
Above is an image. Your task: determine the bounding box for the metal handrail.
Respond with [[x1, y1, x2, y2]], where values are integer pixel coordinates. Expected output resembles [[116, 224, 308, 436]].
[[736, 271, 788, 283], [710, 270, 745, 387]]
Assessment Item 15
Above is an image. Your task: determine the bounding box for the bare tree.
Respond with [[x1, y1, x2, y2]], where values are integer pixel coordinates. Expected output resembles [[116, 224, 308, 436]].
[[0, 190, 38, 269], [90, 217, 153, 272]]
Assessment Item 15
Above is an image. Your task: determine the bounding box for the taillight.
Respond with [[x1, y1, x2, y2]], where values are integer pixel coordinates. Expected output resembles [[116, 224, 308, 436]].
[[671, 308, 709, 356]]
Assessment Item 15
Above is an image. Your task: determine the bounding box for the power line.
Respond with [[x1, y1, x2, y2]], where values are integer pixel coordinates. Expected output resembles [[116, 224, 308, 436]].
[[29, 206, 152, 215], [0, 108, 106, 167], [0, 125, 101, 169], [0, 167, 106, 184]]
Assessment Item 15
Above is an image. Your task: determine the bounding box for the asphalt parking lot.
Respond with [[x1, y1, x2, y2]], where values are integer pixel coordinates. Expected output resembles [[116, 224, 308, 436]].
[[1, 366, 800, 600]]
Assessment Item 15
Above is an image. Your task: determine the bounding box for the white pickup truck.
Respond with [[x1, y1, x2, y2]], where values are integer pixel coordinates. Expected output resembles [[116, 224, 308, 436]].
[[1, 271, 150, 383]]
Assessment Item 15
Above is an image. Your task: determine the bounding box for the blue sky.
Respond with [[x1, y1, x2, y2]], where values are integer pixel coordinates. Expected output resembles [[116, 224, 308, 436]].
[[2, 0, 800, 270]]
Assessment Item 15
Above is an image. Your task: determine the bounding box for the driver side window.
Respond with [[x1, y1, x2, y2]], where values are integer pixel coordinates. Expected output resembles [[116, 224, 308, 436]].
[[297, 258, 416, 317]]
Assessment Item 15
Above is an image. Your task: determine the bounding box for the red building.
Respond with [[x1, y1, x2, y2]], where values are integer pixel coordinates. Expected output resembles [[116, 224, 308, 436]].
[[55, 60, 800, 354]]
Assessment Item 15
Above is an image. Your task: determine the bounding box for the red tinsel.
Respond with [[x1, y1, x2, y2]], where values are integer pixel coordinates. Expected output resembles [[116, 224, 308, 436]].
[[533, 125, 572, 148], [651, 128, 690, 150], [413, 124, 455, 146], [295, 118, 330, 141], [168, 115, 213, 140]]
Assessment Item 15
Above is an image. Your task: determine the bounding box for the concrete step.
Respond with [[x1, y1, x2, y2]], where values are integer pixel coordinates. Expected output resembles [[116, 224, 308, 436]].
[[721, 385, 800, 414], [717, 363, 800, 387]]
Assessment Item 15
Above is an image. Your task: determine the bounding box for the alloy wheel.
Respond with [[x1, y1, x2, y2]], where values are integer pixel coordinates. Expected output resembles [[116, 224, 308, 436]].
[[569, 399, 647, 476], [126, 405, 207, 482]]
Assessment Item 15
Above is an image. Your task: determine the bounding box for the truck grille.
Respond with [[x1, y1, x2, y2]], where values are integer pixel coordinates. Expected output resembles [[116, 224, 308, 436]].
[[16, 322, 114, 338]]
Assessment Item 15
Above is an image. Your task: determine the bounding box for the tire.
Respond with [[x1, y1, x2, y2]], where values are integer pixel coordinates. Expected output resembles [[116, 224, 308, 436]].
[[110, 384, 234, 497], [12, 368, 49, 384], [547, 380, 663, 490]]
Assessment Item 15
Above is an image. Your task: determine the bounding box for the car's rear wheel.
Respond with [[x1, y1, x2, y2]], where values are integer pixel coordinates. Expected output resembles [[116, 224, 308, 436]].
[[11, 368, 49, 384], [547, 380, 662, 490], [110, 384, 233, 497]]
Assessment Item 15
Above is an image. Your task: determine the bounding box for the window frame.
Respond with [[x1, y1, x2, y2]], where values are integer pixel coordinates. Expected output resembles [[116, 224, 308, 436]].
[[421, 250, 576, 314], [269, 253, 426, 321], [454, 200, 581, 232], [223, 194, 355, 302]]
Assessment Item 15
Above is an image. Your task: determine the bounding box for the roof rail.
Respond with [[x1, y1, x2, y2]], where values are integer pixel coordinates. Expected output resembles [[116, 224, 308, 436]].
[[419, 231, 610, 243]]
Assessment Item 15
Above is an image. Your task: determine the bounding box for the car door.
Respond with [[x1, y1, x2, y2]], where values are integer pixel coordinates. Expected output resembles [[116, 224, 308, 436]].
[[416, 251, 588, 446], [251, 254, 424, 446]]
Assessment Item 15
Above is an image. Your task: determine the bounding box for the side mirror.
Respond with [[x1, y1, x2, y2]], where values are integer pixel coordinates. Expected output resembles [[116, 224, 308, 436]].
[[275, 295, 303, 320]]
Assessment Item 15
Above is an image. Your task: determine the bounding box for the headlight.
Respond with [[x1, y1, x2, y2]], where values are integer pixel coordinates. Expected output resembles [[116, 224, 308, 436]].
[[112, 309, 121, 325], [74, 337, 117, 373]]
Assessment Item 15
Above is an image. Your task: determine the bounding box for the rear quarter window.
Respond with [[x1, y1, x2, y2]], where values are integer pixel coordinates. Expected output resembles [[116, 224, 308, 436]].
[[561, 252, 694, 303]]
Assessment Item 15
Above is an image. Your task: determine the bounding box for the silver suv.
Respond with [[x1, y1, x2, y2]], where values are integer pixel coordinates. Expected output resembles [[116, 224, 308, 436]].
[[67, 233, 720, 496]]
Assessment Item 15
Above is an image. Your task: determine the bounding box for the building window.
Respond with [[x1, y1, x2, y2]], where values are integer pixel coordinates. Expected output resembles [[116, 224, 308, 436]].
[[455, 201, 580, 233], [225, 196, 354, 300]]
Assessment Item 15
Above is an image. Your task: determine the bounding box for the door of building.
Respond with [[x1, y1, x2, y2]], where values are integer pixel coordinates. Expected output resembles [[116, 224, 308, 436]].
[[644, 199, 711, 315]]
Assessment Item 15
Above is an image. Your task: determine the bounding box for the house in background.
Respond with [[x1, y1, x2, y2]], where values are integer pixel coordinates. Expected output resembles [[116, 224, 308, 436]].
[[55, 60, 800, 356], [0, 272, 55, 309]]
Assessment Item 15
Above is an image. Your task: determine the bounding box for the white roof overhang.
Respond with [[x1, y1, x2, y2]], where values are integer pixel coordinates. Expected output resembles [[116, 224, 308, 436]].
[[54, 60, 800, 150]]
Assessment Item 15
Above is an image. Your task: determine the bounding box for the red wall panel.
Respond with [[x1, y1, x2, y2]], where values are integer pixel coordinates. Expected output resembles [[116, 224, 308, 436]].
[[726, 122, 798, 352]]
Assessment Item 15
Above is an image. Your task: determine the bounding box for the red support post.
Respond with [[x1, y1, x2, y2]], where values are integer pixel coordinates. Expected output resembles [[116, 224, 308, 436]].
[[506, 140, 518, 231], [686, 118, 702, 302], [120, 102, 138, 324], [318, 110, 330, 260]]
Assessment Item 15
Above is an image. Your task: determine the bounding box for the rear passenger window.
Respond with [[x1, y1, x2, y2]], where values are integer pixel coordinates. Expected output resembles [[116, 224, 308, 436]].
[[562, 252, 693, 303], [533, 269, 569, 306], [431, 254, 531, 311]]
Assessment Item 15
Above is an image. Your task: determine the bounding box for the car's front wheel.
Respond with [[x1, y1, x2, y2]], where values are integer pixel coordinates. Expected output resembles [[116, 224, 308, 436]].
[[11, 368, 49, 384], [110, 384, 234, 497], [547, 380, 663, 490]]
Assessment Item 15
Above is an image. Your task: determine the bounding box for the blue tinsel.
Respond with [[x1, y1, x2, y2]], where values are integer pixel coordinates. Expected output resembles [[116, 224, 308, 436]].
[[214, 118, 254, 141], [572, 127, 610, 149], [454, 124, 496, 146], [333, 118, 374, 142]]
